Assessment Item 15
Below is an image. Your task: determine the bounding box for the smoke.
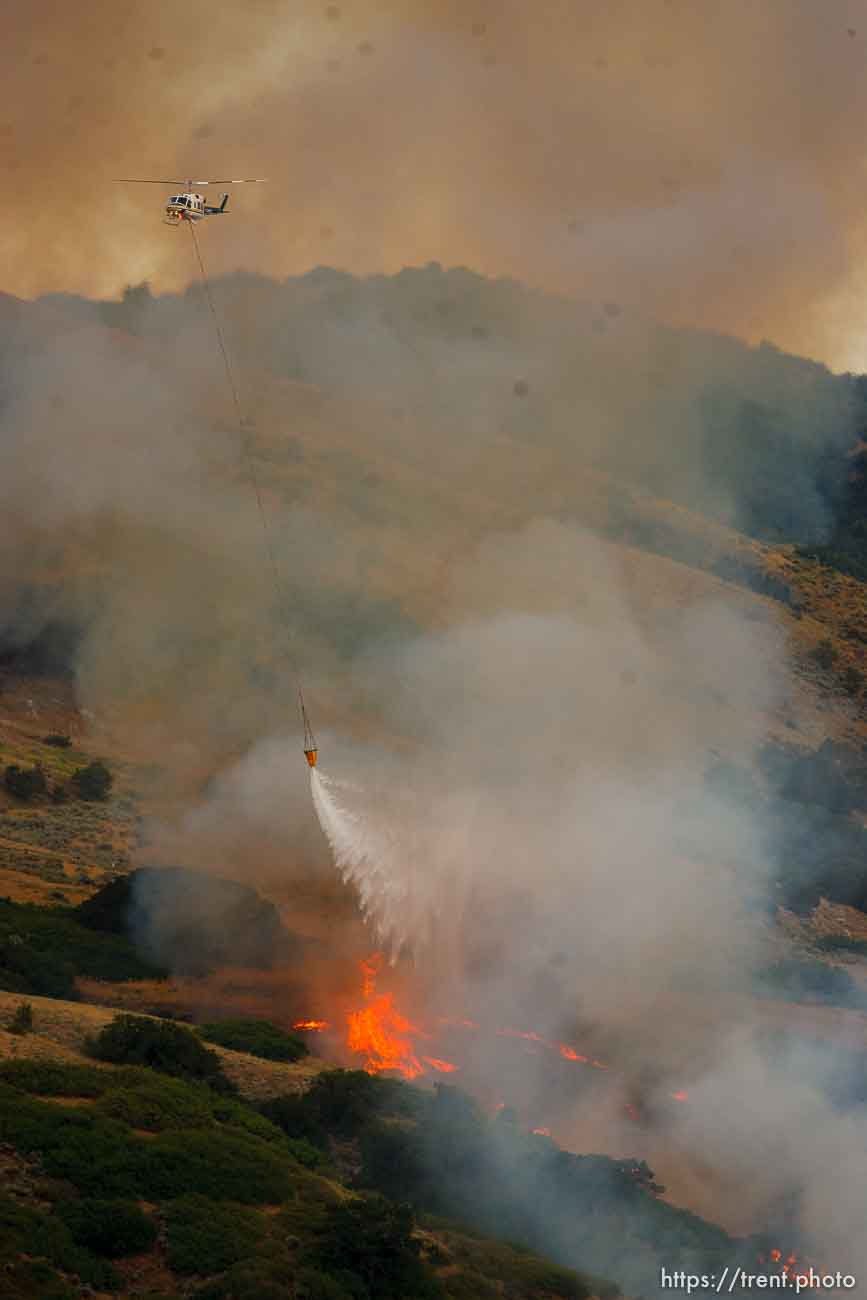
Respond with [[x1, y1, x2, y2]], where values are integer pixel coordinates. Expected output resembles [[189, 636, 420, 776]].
[[2, 10, 867, 1268], [288, 518, 866, 1284], [6, 1, 867, 366]]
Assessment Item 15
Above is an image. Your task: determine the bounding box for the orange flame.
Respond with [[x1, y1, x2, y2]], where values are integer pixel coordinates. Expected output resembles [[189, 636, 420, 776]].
[[532, 1126, 552, 1136], [292, 1019, 329, 1031], [558, 1044, 588, 1062], [670, 1090, 689, 1102], [360, 952, 384, 998], [347, 991, 426, 1079], [422, 1056, 459, 1073], [346, 955, 458, 1080]]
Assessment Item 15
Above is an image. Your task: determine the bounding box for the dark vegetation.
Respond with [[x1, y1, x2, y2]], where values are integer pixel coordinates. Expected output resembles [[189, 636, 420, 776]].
[[0, 1053, 613, 1300], [0, 594, 82, 679], [3, 763, 47, 801], [86, 1014, 235, 1093], [42, 733, 71, 749], [754, 958, 867, 1009], [199, 1017, 309, 1063], [55, 1196, 157, 1258], [69, 759, 112, 802], [7, 1000, 33, 1034], [706, 743, 867, 921], [262, 1069, 762, 1297], [4, 756, 111, 805], [795, 414, 867, 582], [75, 865, 305, 974], [0, 897, 165, 999]]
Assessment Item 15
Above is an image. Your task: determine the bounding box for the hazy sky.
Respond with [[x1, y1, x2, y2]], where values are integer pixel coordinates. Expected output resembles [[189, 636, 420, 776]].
[[5, 0, 867, 369]]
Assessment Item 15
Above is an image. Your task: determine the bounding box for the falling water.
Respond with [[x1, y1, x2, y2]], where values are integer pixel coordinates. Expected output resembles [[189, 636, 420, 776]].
[[310, 766, 453, 960], [310, 767, 409, 958]]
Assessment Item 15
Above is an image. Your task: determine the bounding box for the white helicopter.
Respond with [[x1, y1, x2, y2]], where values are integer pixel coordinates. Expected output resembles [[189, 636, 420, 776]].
[[114, 177, 266, 226]]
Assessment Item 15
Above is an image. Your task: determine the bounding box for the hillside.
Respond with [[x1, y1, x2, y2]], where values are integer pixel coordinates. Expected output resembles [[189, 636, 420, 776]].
[[2, 267, 867, 1289], [0, 1009, 622, 1300]]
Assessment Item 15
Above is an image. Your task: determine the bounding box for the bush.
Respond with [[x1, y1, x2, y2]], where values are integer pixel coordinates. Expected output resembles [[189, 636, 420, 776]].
[[199, 1018, 309, 1063], [70, 761, 112, 802], [809, 639, 838, 671], [140, 1129, 296, 1203], [163, 1194, 262, 1274], [87, 1015, 234, 1093], [0, 1190, 118, 1292], [304, 1194, 442, 1300], [8, 1001, 33, 1035], [4, 764, 47, 801], [0, 1084, 296, 1204], [43, 734, 71, 748], [97, 1075, 215, 1132], [210, 1095, 287, 1145], [55, 1197, 157, 1258], [0, 1059, 112, 1097], [0, 899, 165, 1000], [295, 1268, 357, 1300]]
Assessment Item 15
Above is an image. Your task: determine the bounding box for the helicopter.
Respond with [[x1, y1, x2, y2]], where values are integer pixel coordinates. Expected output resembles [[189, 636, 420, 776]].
[[114, 177, 266, 226]]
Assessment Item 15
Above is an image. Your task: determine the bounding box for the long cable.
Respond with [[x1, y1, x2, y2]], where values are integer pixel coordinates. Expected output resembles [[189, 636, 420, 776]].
[[188, 220, 283, 594], [187, 219, 309, 733]]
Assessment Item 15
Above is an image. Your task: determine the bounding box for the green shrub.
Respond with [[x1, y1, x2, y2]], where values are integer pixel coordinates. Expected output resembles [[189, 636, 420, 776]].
[[195, 1261, 298, 1300], [0, 1190, 118, 1291], [262, 1070, 420, 1147], [71, 760, 112, 801], [294, 1267, 356, 1300], [4, 764, 47, 801], [163, 1194, 262, 1274], [0, 899, 165, 999], [0, 1059, 109, 1097], [55, 1197, 157, 1258], [87, 1015, 234, 1093], [43, 734, 72, 748], [8, 1001, 33, 1034], [140, 1129, 296, 1203], [97, 1076, 215, 1132], [0, 1084, 295, 1204], [199, 1018, 309, 1062], [210, 1095, 286, 1145], [304, 1194, 442, 1300]]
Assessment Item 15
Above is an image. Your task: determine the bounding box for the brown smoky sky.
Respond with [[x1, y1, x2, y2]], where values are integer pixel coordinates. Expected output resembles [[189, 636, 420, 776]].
[[4, 0, 867, 368]]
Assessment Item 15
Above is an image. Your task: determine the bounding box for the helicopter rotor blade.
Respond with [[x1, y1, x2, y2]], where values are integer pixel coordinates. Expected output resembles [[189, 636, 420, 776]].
[[114, 178, 267, 186]]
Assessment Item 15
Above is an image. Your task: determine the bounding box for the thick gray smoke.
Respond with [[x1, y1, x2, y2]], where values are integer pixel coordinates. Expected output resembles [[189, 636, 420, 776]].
[[0, 272, 864, 1287]]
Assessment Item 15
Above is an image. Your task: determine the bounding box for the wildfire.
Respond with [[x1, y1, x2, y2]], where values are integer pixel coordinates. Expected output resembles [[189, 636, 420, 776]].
[[531, 1126, 553, 1136], [559, 1044, 588, 1062], [301, 954, 692, 1111], [422, 1056, 459, 1073], [758, 1250, 818, 1287], [348, 991, 426, 1079], [360, 952, 383, 997], [346, 954, 459, 1081]]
